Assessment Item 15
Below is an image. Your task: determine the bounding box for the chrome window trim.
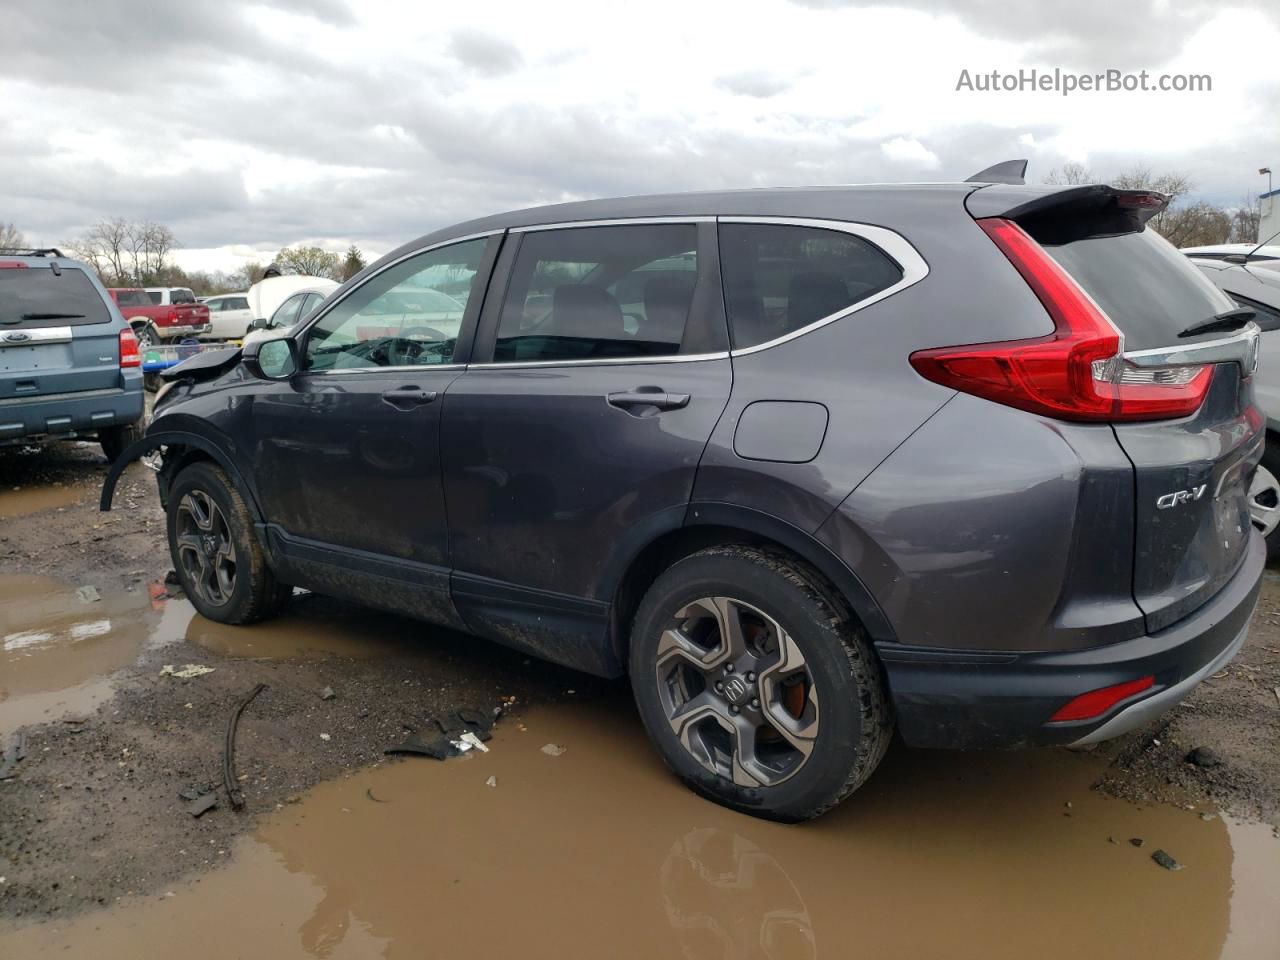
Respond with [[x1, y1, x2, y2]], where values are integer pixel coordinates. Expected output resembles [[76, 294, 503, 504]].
[[295, 229, 503, 338], [0, 326, 74, 344], [718, 216, 930, 357], [303, 363, 468, 376], [1123, 323, 1261, 374], [509, 217, 713, 233], [467, 351, 729, 371]]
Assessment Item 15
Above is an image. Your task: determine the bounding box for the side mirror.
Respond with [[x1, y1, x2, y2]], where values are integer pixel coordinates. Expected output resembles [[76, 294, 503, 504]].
[[242, 337, 298, 380], [249, 316, 269, 331]]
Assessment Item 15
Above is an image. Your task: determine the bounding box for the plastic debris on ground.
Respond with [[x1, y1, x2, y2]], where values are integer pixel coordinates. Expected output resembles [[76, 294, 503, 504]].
[[541, 743, 567, 757], [161, 664, 215, 679], [385, 706, 499, 762], [75, 584, 100, 603]]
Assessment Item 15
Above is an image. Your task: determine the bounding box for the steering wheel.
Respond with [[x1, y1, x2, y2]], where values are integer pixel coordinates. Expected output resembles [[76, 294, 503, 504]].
[[385, 326, 449, 366]]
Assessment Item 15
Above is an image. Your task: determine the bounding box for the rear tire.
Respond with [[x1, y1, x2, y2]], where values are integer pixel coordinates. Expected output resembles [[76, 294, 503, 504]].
[[629, 545, 893, 822], [99, 421, 142, 463], [1252, 444, 1280, 562], [166, 462, 290, 624], [133, 323, 160, 349]]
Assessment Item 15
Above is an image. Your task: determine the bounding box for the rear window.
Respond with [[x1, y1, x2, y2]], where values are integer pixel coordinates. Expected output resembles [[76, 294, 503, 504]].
[[171, 288, 196, 304], [1035, 227, 1236, 351], [114, 289, 151, 307], [0, 267, 112, 328]]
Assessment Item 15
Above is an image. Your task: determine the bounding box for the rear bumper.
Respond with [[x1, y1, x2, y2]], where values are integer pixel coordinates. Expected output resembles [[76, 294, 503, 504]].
[[879, 531, 1263, 749], [159, 324, 210, 338], [0, 377, 144, 443]]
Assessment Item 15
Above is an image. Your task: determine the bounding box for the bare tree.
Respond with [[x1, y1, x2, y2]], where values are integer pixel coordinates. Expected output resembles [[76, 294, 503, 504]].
[[1043, 162, 1096, 185], [68, 218, 178, 286], [275, 245, 341, 279], [0, 222, 25, 251], [1155, 202, 1232, 248], [1229, 195, 1261, 244], [232, 261, 268, 289]]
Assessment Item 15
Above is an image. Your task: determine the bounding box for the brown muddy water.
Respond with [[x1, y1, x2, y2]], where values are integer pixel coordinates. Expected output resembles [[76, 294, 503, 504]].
[[0, 483, 82, 521], [0, 575, 160, 731], [3, 698, 1278, 960]]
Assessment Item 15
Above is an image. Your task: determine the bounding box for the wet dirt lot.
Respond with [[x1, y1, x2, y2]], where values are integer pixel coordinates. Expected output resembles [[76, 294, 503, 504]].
[[1, 440, 1279, 958]]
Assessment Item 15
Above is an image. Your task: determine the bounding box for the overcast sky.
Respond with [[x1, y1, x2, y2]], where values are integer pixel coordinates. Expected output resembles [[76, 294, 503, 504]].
[[2, 0, 1277, 275]]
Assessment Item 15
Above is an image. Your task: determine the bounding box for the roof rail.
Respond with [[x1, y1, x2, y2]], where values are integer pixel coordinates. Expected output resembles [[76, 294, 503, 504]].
[[0, 247, 66, 258]]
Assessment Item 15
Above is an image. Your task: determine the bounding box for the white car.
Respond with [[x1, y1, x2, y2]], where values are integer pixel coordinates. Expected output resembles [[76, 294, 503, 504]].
[[1181, 243, 1280, 262], [241, 284, 334, 349], [246, 275, 338, 328], [144, 286, 199, 306], [1189, 254, 1280, 554], [199, 292, 254, 340]]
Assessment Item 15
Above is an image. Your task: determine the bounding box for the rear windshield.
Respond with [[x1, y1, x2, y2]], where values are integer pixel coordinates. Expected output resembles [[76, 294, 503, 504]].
[[0, 267, 112, 329], [1035, 226, 1236, 350], [171, 288, 196, 304], [114, 289, 151, 307]]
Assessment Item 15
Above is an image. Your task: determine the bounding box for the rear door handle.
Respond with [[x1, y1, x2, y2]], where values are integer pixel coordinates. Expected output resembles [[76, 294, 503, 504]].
[[381, 387, 438, 409], [607, 390, 691, 411]]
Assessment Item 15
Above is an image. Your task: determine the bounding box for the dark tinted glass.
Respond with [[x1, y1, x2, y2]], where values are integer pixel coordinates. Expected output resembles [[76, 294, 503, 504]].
[[1038, 227, 1236, 350], [146, 291, 162, 304], [171, 288, 196, 304], [495, 224, 698, 363], [113, 289, 152, 308], [718, 223, 903, 350], [0, 268, 111, 328]]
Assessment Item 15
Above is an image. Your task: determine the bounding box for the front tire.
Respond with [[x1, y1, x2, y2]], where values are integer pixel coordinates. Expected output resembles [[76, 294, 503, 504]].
[[166, 462, 290, 624], [629, 546, 892, 822]]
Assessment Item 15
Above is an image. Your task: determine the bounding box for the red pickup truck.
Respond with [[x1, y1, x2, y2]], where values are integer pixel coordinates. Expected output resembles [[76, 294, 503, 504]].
[[108, 288, 211, 347]]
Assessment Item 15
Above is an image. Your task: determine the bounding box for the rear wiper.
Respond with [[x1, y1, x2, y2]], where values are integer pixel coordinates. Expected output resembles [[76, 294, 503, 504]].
[[1177, 307, 1255, 339], [19, 312, 85, 320]]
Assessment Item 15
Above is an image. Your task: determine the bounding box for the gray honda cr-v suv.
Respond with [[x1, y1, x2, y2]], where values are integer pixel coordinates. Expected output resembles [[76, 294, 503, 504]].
[[102, 170, 1263, 821]]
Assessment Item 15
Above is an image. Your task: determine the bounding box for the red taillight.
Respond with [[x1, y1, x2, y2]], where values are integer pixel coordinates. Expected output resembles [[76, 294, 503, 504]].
[[909, 218, 1211, 422], [119, 327, 141, 368], [0, 261, 29, 269], [1049, 675, 1155, 723]]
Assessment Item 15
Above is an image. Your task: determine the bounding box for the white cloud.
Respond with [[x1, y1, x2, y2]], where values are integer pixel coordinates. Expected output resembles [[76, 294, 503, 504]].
[[0, 0, 1276, 273], [880, 137, 942, 170]]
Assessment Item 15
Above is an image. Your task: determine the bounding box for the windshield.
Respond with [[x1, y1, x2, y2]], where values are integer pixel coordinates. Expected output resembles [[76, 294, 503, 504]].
[[0, 267, 111, 328]]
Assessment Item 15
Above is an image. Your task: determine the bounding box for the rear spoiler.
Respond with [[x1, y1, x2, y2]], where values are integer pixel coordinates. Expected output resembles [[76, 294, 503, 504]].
[[965, 183, 1169, 241]]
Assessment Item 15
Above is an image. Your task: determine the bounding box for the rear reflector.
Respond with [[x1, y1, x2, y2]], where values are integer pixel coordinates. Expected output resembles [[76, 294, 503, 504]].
[[119, 327, 141, 368], [0, 261, 30, 269], [1049, 675, 1155, 723], [909, 218, 1212, 422]]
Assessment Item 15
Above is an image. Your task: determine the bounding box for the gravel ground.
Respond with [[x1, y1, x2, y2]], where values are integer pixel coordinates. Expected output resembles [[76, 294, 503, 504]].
[[0, 439, 1276, 924]]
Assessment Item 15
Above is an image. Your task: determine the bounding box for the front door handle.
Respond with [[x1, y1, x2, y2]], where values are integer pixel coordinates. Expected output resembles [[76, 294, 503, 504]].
[[381, 387, 438, 409], [607, 390, 691, 412]]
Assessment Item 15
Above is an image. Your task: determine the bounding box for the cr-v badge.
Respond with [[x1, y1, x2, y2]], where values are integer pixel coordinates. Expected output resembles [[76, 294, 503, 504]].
[[1156, 484, 1207, 509]]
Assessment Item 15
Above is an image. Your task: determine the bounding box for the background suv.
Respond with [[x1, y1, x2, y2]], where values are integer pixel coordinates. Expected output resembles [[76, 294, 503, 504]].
[[1, 249, 144, 460], [103, 180, 1263, 821]]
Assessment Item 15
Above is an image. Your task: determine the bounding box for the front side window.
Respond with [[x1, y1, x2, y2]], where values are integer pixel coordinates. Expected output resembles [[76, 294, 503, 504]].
[[494, 223, 698, 363], [304, 238, 486, 371], [718, 223, 903, 350], [229, 296, 249, 310]]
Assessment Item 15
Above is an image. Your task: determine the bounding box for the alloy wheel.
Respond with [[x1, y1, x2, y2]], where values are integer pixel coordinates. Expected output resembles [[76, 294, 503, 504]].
[[1250, 464, 1280, 538], [655, 596, 820, 788], [175, 490, 237, 607], [134, 326, 155, 349]]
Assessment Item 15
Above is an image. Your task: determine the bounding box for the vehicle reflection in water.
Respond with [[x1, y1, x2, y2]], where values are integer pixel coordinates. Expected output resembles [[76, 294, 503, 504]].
[[5, 697, 1276, 959]]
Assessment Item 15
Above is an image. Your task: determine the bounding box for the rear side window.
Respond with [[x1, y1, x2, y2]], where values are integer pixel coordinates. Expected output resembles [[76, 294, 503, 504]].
[[1034, 226, 1236, 350], [718, 223, 904, 350], [146, 291, 162, 305], [113, 289, 151, 308], [495, 224, 698, 363], [0, 267, 112, 328]]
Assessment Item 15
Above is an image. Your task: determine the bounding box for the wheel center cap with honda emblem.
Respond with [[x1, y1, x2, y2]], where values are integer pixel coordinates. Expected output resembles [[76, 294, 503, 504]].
[[722, 674, 751, 705]]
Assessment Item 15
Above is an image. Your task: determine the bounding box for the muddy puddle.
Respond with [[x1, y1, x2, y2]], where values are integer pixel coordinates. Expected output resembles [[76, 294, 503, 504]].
[[0, 483, 83, 520], [4, 698, 1277, 959], [0, 575, 159, 732]]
